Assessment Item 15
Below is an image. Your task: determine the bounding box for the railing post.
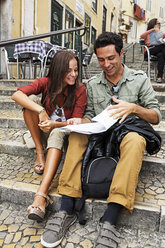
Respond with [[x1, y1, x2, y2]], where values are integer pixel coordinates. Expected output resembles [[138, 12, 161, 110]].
[[78, 34, 83, 82], [76, 27, 87, 82]]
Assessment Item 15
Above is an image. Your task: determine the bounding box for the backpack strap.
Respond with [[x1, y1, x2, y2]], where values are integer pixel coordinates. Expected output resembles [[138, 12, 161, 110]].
[[75, 196, 87, 225]]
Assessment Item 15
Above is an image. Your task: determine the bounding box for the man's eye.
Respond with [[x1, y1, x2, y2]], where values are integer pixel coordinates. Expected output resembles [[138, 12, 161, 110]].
[[98, 59, 104, 62]]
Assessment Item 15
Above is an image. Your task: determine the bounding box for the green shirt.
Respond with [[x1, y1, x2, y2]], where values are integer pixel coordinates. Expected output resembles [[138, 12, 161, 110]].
[[84, 65, 162, 123]]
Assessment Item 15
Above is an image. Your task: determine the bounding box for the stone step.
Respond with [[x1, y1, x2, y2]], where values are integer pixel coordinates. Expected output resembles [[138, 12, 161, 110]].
[[0, 79, 32, 88], [0, 126, 164, 173], [0, 86, 17, 96], [0, 110, 165, 139], [1, 89, 165, 113], [0, 152, 165, 232]]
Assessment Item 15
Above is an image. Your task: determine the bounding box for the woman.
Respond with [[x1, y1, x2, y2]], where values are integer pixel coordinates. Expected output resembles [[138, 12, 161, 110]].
[[140, 18, 165, 83], [12, 50, 87, 221]]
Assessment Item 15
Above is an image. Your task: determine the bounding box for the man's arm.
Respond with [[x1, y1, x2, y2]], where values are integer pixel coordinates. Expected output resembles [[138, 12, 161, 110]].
[[108, 96, 159, 124]]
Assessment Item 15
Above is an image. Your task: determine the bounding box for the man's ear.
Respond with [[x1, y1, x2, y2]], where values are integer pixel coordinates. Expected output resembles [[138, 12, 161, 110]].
[[120, 48, 124, 56]]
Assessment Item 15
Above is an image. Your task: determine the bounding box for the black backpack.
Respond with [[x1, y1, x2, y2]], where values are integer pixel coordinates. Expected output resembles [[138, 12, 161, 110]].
[[75, 155, 119, 224]]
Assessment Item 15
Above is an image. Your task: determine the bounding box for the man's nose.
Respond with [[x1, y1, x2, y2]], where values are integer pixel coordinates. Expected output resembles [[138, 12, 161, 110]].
[[104, 59, 110, 67]]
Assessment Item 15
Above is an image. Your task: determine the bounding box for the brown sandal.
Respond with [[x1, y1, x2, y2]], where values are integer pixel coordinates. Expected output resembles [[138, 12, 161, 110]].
[[27, 192, 53, 222], [34, 149, 45, 175]]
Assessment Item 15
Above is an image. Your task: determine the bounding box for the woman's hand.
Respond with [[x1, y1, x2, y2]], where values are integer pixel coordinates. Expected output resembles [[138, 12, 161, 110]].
[[107, 96, 135, 123], [39, 109, 50, 123], [154, 25, 160, 33], [38, 120, 55, 133], [67, 118, 83, 125]]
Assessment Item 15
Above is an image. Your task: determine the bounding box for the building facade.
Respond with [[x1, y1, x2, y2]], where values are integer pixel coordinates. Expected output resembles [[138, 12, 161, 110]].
[[0, 0, 165, 77]]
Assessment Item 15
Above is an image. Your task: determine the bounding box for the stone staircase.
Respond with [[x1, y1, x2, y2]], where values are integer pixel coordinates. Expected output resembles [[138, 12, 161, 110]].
[[0, 75, 165, 246]]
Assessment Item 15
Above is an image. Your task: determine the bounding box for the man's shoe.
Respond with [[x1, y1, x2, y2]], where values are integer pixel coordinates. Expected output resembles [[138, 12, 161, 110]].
[[94, 221, 120, 248], [41, 210, 77, 248]]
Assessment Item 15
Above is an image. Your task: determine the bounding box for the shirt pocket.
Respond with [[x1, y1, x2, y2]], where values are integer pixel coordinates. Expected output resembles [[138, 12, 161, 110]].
[[93, 97, 108, 114]]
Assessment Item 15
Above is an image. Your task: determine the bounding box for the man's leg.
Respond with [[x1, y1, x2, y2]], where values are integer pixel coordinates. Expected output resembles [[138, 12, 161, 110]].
[[41, 132, 89, 248], [95, 132, 146, 248]]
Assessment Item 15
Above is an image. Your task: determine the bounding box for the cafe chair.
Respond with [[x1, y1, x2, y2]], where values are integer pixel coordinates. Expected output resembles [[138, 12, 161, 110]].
[[139, 39, 158, 81], [42, 45, 65, 77], [4, 44, 30, 79]]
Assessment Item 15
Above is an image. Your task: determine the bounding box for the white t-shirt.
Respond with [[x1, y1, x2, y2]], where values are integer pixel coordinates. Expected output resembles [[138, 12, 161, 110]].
[[50, 105, 66, 122]]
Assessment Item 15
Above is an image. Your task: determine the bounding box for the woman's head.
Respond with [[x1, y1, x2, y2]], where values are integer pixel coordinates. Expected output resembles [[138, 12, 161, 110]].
[[47, 50, 79, 108], [147, 18, 161, 30]]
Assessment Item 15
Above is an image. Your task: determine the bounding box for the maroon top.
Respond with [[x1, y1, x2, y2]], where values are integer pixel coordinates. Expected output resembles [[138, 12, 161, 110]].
[[17, 77, 87, 119]]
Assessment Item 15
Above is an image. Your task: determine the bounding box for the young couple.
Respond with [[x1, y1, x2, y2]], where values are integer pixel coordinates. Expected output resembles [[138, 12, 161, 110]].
[[12, 32, 161, 248]]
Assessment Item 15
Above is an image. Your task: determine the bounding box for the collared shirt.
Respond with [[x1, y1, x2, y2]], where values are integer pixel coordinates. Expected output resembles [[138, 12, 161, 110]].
[[17, 77, 87, 119], [84, 65, 161, 123]]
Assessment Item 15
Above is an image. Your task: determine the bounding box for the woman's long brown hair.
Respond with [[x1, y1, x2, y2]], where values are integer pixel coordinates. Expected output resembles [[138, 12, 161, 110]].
[[147, 18, 158, 30], [47, 50, 79, 109]]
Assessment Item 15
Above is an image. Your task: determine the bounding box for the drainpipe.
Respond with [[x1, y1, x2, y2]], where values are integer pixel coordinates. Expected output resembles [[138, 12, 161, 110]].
[[21, 0, 24, 36], [34, 0, 38, 35]]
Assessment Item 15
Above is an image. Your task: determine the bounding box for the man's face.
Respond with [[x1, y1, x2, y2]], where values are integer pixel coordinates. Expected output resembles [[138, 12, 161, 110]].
[[96, 45, 123, 78]]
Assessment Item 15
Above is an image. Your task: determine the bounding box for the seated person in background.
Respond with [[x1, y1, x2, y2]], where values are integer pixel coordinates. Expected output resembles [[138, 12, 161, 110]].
[[41, 32, 161, 248], [140, 18, 165, 83], [11, 50, 87, 221]]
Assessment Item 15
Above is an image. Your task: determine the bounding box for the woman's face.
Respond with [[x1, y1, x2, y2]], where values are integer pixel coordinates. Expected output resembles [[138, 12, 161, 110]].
[[63, 58, 78, 87], [155, 20, 161, 29]]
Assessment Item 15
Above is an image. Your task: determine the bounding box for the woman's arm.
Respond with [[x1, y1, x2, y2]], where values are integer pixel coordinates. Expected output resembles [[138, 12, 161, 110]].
[[12, 90, 50, 122], [12, 90, 44, 113]]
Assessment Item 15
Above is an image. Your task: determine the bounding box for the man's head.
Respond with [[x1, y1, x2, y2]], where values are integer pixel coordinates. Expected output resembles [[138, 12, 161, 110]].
[[94, 32, 123, 56], [94, 32, 124, 79]]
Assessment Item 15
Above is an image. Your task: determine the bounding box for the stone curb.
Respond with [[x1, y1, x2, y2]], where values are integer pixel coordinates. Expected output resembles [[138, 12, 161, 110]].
[[0, 179, 163, 232]]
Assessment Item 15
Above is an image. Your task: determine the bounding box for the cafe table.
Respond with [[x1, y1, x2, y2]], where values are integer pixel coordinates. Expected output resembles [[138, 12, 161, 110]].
[[13, 40, 54, 78]]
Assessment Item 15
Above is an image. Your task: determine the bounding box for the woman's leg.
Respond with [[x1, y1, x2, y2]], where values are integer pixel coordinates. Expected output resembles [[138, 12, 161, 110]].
[[149, 45, 165, 80], [23, 109, 45, 168], [27, 129, 67, 219], [29, 147, 62, 209]]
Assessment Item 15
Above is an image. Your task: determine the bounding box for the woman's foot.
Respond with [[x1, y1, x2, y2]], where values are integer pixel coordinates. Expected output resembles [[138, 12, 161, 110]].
[[27, 192, 53, 222], [156, 77, 162, 83], [34, 149, 45, 174]]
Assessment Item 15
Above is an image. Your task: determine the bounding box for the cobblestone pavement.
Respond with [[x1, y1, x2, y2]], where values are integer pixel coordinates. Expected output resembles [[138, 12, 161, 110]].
[[0, 201, 165, 248]]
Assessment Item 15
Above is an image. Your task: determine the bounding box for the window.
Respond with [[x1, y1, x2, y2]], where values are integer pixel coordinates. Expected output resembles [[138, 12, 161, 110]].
[[65, 9, 74, 49], [92, 0, 97, 13], [102, 6, 107, 32], [91, 27, 97, 45], [146, 0, 152, 12], [159, 7, 164, 19], [84, 13, 91, 45], [51, 0, 63, 45]]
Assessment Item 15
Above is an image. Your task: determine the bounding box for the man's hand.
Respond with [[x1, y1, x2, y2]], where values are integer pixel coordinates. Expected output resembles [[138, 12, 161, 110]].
[[67, 118, 83, 125], [108, 96, 135, 123]]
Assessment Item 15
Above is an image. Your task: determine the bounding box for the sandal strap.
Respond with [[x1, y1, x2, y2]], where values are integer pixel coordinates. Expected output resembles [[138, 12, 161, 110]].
[[28, 204, 45, 214], [35, 192, 53, 205]]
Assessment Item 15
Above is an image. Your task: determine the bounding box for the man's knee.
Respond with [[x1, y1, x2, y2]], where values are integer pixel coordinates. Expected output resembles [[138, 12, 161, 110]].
[[121, 132, 146, 149], [69, 132, 89, 147]]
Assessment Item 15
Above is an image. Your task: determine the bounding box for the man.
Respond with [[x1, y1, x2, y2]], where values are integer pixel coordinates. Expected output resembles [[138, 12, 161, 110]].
[[41, 32, 161, 248]]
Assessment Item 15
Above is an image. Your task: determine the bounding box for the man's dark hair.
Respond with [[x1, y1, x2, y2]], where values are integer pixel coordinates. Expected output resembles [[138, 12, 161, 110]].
[[94, 32, 123, 55]]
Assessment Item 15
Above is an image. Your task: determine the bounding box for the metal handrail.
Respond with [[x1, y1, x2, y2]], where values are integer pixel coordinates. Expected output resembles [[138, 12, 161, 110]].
[[0, 26, 87, 47], [123, 42, 136, 64], [0, 26, 88, 81]]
